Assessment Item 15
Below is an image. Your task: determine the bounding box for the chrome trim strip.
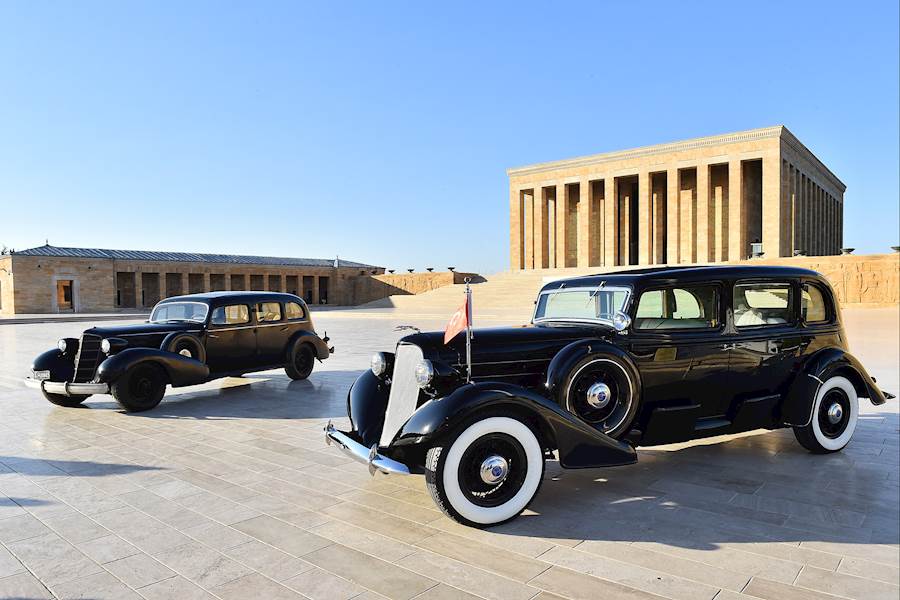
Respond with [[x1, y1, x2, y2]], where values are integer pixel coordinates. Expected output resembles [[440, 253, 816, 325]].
[[209, 322, 299, 332], [324, 421, 410, 476], [24, 379, 109, 396], [117, 330, 203, 337]]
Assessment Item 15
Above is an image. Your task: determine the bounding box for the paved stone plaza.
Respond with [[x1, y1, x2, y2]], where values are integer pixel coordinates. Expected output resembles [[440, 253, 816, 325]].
[[0, 308, 896, 600]]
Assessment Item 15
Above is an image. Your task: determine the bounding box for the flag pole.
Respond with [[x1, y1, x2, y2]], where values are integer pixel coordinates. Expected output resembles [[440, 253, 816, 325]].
[[464, 277, 472, 383]]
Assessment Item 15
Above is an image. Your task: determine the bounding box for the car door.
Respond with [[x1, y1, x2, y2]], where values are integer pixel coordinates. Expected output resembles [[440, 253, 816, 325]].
[[628, 283, 731, 421], [206, 303, 256, 372], [254, 301, 288, 365], [727, 280, 806, 415]]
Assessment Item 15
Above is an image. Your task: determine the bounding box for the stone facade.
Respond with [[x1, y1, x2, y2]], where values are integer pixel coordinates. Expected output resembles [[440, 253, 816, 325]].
[[509, 126, 845, 269], [0, 246, 386, 315], [352, 271, 481, 305]]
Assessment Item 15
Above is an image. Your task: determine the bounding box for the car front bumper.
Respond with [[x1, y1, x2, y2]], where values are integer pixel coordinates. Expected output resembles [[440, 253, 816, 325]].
[[24, 378, 109, 396], [324, 420, 410, 476]]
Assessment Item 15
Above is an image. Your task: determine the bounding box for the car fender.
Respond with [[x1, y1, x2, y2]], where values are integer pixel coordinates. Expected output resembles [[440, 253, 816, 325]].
[[392, 381, 637, 469], [544, 339, 641, 404], [347, 370, 391, 447], [287, 330, 330, 361], [782, 347, 888, 427], [96, 348, 209, 388], [32, 348, 75, 382]]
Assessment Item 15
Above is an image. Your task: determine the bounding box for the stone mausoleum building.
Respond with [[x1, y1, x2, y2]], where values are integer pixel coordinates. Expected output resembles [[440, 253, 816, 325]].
[[509, 126, 845, 270], [0, 245, 384, 315]]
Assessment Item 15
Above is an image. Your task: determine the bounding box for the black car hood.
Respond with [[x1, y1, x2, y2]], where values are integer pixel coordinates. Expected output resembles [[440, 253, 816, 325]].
[[401, 323, 614, 366], [85, 322, 202, 338]]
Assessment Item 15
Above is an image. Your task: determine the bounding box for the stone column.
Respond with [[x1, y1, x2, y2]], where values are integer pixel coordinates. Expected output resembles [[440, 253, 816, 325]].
[[696, 164, 711, 263], [510, 188, 523, 270], [666, 169, 679, 264], [679, 171, 695, 263], [603, 177, 617, 266], [780, 159, 792, 258], [534, 187, 548, 269], [523, 190, 534, 270], [547, 190, 556, 268], [577, 179, 591, 267], [312, 276, 320, 305], [838, 197, 843, 250], [761, 154, 782, 257], [620, 181, 631, 265], [712, 169, 726, 262], [652, 174, 666, 264], [728, 160, 745, 261], [135, 271, 144, 308], [813, 184, 821, 255], [555, 183, 568, 268], [790, 166, 799, 255], [202, 272, 210, 292], [638, 171, 652, 265]]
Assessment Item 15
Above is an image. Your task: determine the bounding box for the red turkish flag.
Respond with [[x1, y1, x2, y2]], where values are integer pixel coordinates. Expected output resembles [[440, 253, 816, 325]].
[[444, 297, 469, 344]]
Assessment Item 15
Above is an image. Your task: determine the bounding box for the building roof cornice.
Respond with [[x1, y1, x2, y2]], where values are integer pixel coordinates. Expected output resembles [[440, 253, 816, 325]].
[[507, 125, 846, 192]]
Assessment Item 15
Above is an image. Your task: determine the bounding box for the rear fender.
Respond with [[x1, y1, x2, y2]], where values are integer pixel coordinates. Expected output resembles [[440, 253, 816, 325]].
[[392, 382, 637, 469], [32, 349, 75, 382], [782, 348, 887, 427], [288, 330, 331, 361], [96, 348, 209, 388]]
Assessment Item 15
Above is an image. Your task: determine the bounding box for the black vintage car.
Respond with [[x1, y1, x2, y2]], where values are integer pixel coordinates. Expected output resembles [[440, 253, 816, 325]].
[[25, 291, 332, 412], [325, 265, 892, 527]]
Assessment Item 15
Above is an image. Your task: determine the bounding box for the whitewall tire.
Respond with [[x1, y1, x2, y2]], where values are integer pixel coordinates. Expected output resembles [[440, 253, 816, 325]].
[[793, 375, 859, 454], [425, 416, 545, 527]]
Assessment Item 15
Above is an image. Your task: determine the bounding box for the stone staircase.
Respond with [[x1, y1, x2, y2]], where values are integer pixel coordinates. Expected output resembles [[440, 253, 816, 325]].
[[360, 267, 614, 321]]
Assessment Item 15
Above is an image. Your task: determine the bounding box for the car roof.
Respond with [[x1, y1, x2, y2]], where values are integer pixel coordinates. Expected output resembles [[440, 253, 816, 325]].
[[539, 264, 825, 292], [157, 291, 305, 306]]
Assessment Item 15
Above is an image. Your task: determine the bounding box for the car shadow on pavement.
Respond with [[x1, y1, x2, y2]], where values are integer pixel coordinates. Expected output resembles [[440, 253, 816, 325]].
[[0, 455, 163, 478], [490, 414, 899, 550]]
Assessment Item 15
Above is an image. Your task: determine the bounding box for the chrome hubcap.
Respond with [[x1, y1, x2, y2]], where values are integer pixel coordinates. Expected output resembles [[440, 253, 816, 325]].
[[586, 382, 612, 409], [826, 402, 843, 424], [479, 455, 509, 485], [178, 349, 192, 358]]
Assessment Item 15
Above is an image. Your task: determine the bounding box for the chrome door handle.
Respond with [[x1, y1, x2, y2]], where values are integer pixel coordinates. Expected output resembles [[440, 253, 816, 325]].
[[209, 334, 220, 339]]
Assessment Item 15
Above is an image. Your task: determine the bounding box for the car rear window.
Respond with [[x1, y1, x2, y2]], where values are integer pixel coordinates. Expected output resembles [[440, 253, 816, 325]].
[[801, 284, 828, 323], [285, 301, 306, 320], [734, 282, 793, 327]]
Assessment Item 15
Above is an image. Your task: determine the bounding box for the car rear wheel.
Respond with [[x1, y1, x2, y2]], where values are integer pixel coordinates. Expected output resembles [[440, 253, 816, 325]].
[[111, 363, 167, 412], [793, 375, 858, 454], [425, 416, 545, 528], [42, 390, 89, 407], [285, 341, 315, 380]]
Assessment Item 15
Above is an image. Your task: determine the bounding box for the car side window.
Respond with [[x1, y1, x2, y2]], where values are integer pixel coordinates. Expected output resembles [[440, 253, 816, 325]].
[[285, 301, 306, 321], [634, 286, 718, 330], [257, 302, 282, 323], [734, 282, 793, 328], [210, 304, 250, 325], [801, 284, 828, 323]]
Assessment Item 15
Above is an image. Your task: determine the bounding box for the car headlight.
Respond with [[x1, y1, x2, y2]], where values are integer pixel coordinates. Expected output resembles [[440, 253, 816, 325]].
[[370, 352, 388, 376], [57, 339, 68, 353], [101, 339, 111, 354], [613, 311, 632, 332], [414, 360, 435, 388]]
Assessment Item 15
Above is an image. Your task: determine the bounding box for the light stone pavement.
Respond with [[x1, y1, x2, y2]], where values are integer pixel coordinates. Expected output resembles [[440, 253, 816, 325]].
[[0, 308, 896, 600]]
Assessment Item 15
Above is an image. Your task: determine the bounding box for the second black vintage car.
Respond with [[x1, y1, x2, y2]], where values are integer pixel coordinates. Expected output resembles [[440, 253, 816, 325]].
[[25, 291, 332, 412], [326, 265, 892, 527]]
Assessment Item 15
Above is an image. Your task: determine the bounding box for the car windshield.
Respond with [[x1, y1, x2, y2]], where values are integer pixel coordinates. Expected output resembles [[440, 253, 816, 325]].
[[533, 286, 630, 324], [149, 302, 209, 323]]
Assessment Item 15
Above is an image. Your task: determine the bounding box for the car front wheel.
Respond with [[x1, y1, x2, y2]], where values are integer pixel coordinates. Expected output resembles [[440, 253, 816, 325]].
[[793, 375, 859, 453], [111, 363, 167, 412], [425, 416, 545, 528]]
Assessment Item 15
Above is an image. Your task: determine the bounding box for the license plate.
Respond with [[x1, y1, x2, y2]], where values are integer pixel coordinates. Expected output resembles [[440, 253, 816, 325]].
[[32, 370, 50, 381]]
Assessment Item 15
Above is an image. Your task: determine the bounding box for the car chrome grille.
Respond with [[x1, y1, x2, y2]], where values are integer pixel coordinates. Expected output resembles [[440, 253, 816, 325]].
[[73, 334, 103, 383], [379, 343, 424, 447]]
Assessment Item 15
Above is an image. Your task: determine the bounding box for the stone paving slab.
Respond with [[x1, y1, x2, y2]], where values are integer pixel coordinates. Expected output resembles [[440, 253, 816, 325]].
[[0, 308, 895, 599]]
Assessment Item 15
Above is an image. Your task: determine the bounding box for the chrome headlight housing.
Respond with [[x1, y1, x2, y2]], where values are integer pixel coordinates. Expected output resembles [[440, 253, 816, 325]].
[[57, 339, 68, 353], [370, 352, 388, 376], [613, 311, 632, 332], [100, 339, 111, 354], [414, 359, 435, 388]]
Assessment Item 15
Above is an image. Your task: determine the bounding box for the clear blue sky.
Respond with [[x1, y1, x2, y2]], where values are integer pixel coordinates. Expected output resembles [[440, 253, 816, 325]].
[[1, 2, 897, 274]]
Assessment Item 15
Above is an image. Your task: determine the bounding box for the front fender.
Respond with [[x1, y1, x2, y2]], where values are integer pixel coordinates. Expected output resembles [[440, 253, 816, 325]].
[[782, 347, 888, 426], [347, 370, 391, 447], [32, 349, 75, 382], [544, 338, 637, 401], [96, 348, 209, 388], [393, 382, 637, 469], [288, 330, 331, 360]]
